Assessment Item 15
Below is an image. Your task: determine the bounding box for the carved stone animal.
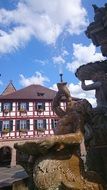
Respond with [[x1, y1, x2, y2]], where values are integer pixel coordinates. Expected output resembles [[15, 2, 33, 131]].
[[15, 135, 105, 190]]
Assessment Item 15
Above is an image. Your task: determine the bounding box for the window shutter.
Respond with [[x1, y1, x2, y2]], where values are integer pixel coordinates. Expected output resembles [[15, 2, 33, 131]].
[[35, 102, 37, 110], [51, 119, 54, 129], [10, 103, 12, 111], [10, 120, 13, 132], [18, 103, 20, 111], [0, 120, 2, 131], [16, 120, 20, 131], [27, 120, 30, 130], [26, 102, 29, 111], [43, 119, 46, 129], [1, 103, 3, 112], [34, 120, 37, 130], [43, 102, 45, 110]]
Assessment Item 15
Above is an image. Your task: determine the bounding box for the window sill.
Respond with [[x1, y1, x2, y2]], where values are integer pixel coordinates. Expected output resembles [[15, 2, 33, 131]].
[[2, 129, 9, 134], [19, 109, 27, 113], [37, 109, 44, 112], [19, 129, 28, 133], [3, 109, 10, 114], [37, 128, 45, 132]]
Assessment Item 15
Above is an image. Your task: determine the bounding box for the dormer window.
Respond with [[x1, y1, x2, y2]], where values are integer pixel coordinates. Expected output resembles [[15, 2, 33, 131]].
[[37, 92, 44, 96]]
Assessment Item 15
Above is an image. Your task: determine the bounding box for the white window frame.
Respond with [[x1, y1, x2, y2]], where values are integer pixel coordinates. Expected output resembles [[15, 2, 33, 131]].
[[20, 102, 27, 110], [3, 103, 11, 110], [37, 119, 44, 130], [37, 102, 44, 110], [3, 120, 10, 130], [20, 120, 27, 129]]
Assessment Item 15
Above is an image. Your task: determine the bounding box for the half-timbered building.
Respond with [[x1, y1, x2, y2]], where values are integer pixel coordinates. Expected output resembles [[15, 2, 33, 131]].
[[0, 82, 63, 140]]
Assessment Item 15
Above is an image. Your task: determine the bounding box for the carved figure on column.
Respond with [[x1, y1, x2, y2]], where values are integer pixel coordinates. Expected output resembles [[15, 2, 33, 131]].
[[86, 4, 107, 56], [75, 60, 107, 185]]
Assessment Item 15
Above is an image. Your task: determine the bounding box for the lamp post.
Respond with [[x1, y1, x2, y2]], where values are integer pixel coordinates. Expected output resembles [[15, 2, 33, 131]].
[[59, 73, 63, 83]]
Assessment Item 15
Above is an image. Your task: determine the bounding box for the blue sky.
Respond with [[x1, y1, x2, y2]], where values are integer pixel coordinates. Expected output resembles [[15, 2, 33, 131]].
[[0, 0, 106, 106]]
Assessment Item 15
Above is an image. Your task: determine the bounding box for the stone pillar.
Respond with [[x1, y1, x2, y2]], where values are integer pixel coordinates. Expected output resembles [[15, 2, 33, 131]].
[[11, 148, 16, 167]]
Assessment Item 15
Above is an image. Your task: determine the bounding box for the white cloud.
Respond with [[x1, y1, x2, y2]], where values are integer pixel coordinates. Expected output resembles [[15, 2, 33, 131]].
[[67, 43, 105, 72], [0, 26, 32, 53], [0, 0, 88, 54], [50, 81, 96, 107], [52, 48, 69, 73], [19, 72, 50, 87], [0, 80, 3, 86], [62, 49, 69, 57], [23, 0, 88, 35], [50, 83, 58, 91], [68, 81, 96, 107], [34, 59, 48, 65], [52, 56, 65, 65]]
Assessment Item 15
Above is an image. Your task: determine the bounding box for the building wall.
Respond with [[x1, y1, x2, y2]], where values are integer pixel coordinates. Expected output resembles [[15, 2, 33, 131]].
[[0, 100, 65, 141]]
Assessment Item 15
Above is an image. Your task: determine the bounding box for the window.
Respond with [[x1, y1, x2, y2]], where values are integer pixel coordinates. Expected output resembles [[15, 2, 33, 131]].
[[18, 102, 29, 112], [37, 92, 44, 96], [36, 102, 45, 111], [20, 120, 26, 129], [34, 119, 46, 131], [3, 103, 12, 112], [3, 120, 10, 130], [0, 120, 13, 133], [16, 120, 30, 131], [37, 119, 44, 130], [20, 102, 27, 109], [51, 119, 58, 129]]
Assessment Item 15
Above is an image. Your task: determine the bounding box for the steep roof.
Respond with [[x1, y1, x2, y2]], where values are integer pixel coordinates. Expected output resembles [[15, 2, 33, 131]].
[[0, 84, 56, 100], [1, 81, 16, 96]]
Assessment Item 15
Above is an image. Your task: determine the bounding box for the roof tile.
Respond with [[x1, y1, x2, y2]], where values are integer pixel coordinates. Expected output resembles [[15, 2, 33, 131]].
[[0, 84, 56, 100]]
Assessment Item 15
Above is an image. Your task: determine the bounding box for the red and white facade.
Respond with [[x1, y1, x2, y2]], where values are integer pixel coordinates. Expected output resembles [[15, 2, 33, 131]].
[[0, 83, 66, 140]]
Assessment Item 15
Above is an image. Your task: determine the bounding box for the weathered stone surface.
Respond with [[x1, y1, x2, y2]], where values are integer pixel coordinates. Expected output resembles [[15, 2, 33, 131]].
[[86, 4, 107, 56], [75, 60, 107, 81], [75, 49, 107, 186], [15, 136, 104, 190], [33, 153, 103, 190], [52, 82, 92, 136]]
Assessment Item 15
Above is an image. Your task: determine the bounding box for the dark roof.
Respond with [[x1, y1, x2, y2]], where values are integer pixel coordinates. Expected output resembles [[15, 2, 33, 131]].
[[2, 81, 16, 96], [0, 84, 56, 100]]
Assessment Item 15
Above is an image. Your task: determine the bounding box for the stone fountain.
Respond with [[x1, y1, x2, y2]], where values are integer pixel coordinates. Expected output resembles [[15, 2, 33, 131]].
[[14, 4, 107, 190], [75, 4, 107, 185], [14, 79, 106, 189]]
